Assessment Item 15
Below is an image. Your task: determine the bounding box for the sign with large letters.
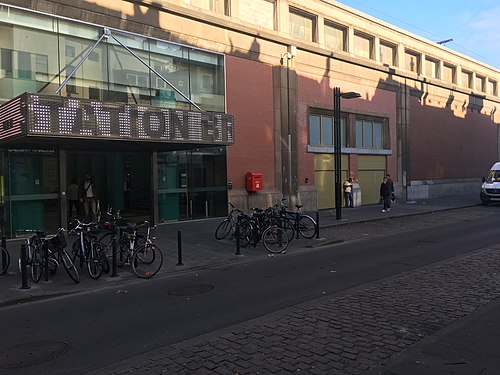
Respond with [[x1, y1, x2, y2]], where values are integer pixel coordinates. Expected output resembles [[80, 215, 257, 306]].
[[0, 93, 235, 145]]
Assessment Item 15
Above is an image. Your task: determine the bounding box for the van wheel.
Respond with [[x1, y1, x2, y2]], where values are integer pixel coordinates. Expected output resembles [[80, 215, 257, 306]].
[[481, 199, 490, 206]]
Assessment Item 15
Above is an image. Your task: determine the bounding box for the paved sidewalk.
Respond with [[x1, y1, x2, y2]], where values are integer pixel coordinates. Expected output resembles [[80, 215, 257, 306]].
[[0, 193, 480, 307]]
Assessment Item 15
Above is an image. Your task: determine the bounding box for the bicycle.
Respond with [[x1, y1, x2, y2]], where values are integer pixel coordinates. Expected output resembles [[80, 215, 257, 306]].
[[17, 230, 56, 283], [69, 219, 107, 280], [115, 221, 163, 279], [31, 228, 80, 283], [215, 202, 242, 240], [278, 198, 318, 239], [244, 206, 290, 254]]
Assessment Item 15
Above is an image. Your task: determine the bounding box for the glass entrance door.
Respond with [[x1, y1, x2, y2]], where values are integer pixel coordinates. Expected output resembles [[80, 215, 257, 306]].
[[2, 150, 60, 238], [66, 151, 152, 223]]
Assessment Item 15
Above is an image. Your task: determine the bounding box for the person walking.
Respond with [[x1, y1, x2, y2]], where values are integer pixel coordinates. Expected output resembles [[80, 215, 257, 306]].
[[79, 174, 98, 222], [386, 173, 395, 203], [343, 177, 354, 208], [379, 176, 392, 213]]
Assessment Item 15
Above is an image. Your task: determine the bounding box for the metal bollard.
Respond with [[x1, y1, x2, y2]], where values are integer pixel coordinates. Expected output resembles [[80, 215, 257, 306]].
[[111, 233, 118, 277], [19, 243, 30, 289], [235, 216, 242, 255], [316, 211, 320, 239], [1, 236, 7, 275], [44, 242, 49, 282], [177, 230, 184, 266]]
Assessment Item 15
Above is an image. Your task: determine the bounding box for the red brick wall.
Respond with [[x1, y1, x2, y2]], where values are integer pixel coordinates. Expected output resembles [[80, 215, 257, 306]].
[[410, 97, 497, 179], [225, 55, 275, 190]]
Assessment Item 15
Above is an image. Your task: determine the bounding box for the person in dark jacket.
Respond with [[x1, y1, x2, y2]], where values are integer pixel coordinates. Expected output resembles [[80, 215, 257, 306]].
[[380, 176, 392, 213]]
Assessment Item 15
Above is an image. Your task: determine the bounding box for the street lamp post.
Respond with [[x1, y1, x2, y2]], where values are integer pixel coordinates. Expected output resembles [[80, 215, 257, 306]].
[[333, 87, 361, 220]]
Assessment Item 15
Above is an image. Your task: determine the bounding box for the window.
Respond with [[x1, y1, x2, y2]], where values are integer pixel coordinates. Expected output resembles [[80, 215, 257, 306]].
[[442, 63, 456, 84], [309, 113, 347, 147], [355, 119, 384, 149], [476, 75, 486, 92], [353, 32, 373, 59], [487, 80, 497, 96], [462, 70, 472, 89], [405, 50, 420, 74], [237, 0, 275, 30], [289, 8, 316, 42], [324, 22, 346, 51], [425, 58, 439, 79], [379, 41, 396, 66]]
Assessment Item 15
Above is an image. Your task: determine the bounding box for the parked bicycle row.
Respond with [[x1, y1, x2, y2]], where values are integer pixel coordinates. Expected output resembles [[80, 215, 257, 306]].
[[215, 199, 318, 254], [12, 207, 163, 285]]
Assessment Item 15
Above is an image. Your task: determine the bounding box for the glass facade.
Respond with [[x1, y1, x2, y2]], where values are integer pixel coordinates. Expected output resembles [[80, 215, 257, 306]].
[[0, 6, 229, 237], [0, 6, 225, 112]]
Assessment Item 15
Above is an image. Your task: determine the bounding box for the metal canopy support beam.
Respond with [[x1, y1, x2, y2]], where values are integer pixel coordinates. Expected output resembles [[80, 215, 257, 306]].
[[55, 28, 203, 112]]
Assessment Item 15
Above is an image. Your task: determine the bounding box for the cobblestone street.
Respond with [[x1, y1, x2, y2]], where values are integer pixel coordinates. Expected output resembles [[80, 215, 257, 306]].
[[94, 206, 500, 375]]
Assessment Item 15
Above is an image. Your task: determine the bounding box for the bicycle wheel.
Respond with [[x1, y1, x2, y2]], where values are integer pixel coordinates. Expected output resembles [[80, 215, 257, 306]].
[[298, 215, 317, 239], [86, 243, 105, 280], [30, 247, 44, 283], [236, 218, 252, 247], [116, 236, 130, 267], [215, 219, 231, 240], [276, 217, 295, 242], [131, 243, 163, 279], [60, 250, 80, 283], [0, 247, 10, 275], [262, 226, 289, 254]]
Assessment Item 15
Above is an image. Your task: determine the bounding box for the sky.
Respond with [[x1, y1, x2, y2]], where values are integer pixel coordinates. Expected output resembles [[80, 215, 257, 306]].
[[336, 0, 500, 69]]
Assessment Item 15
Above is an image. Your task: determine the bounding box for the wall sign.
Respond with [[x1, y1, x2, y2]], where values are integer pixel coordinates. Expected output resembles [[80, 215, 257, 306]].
[[0, 93, 235, 145]]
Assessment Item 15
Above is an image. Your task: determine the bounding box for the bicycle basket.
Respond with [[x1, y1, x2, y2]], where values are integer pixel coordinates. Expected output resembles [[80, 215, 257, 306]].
[[47, 231, 67, 252]]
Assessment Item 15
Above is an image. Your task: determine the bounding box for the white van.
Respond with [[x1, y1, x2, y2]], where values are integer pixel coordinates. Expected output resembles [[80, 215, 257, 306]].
[[480, 162, 500, 205]]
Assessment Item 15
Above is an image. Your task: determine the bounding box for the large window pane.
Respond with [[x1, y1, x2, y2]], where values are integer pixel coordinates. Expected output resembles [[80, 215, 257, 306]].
[[379, 42, 395, 66], [325, 22, 346, 51], [309, 115, 321, 145], [374, 122, 382, 148], [0, 22, 59, 100], [425, 58, 439, 79], [237, 0, 275, 30], [289, 8, 315, 43], [321, 116, 333, 145], [353, 33, 372, 59], [405, 50, 420, 73]]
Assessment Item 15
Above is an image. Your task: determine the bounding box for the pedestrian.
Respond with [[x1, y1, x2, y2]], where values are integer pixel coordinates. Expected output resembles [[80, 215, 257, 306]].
[[79, 174, 98, 222], [67, 178, 80, 219], [343, 177, 354, 208], [379, 176, 392, 213], [386, 173, 395, 203]]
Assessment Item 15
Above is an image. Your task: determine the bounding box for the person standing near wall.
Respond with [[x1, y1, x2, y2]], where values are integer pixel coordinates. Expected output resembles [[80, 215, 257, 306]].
[[343, 177, 354, 208], [79, 174, 98, 222], [67, 178, 80, 219]]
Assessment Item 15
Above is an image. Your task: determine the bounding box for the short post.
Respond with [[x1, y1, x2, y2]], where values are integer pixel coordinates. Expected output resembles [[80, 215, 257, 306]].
[[316, 211, 320, 239], [235, 216, 242, 255], [1, 236, 7, 275], [19, 243, 30, 289], [43, 242, 49, 282], [177, 230, 184, 266], [110, 229, 118, 278]]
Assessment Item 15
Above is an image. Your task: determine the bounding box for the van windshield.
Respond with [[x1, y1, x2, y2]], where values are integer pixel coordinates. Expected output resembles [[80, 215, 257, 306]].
[[486, 170, 500, 183]]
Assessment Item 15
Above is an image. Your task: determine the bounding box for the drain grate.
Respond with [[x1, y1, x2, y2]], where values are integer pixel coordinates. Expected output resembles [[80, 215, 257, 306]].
[[0, 340, 69, 369], [168, 284, 214, 296]]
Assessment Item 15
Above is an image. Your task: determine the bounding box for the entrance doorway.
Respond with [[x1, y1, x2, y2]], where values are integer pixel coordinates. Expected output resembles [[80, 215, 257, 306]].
[[66, 151, 151, 223]]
